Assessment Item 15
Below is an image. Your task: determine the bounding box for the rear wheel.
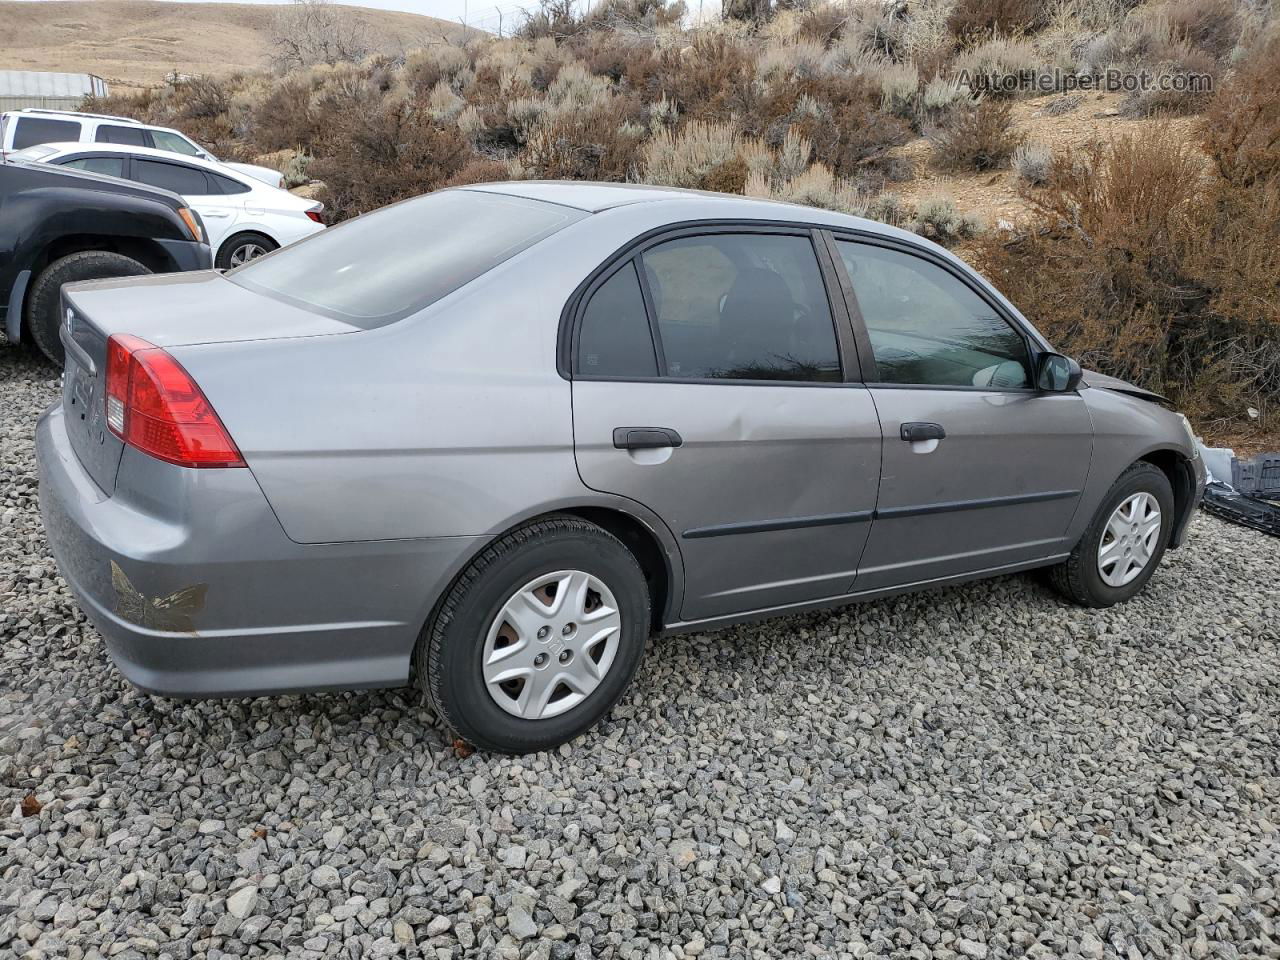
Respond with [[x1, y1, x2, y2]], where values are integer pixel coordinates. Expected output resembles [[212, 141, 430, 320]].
[[26, 251, 151, 365], [1047, 461, 1174, 607], [416, 517, 650, 754], [216, 232, 277, 270]]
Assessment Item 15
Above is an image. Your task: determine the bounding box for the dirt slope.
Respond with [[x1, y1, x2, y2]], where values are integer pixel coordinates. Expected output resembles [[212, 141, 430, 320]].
[[0, 0, 471, 89]]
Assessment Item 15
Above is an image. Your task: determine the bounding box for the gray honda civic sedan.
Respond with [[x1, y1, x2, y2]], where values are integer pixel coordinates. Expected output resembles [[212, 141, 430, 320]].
[[37, 182, 1206, 753]]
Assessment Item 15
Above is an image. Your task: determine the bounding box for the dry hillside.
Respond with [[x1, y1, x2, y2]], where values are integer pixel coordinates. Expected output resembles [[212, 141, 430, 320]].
[[0, 0, 469, 88]]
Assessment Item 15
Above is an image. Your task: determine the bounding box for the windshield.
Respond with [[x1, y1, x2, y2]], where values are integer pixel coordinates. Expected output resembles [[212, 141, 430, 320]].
[[229, 189, 586, 327], [10, 144, 60, 163]]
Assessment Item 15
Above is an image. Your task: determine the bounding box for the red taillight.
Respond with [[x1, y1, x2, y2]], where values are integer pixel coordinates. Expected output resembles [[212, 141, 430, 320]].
[[305, 208, 323, 224], [104, 334, 245, 468]]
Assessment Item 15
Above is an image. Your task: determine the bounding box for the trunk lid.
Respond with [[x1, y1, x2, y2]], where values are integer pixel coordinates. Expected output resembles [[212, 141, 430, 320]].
[[60, 271, 357, 494]]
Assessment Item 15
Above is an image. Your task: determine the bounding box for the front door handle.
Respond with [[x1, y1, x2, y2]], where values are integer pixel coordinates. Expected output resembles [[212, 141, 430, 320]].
[[900, 422, 946, 442], [613, 427, 683, 450]]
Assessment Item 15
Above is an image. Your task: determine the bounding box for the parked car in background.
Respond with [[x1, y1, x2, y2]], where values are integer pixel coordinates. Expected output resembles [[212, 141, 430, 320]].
[[0, 158, 209, 364], [0, 108, 285, 187], [35, 183, 1206, 754], [12, 142, 325, 268]]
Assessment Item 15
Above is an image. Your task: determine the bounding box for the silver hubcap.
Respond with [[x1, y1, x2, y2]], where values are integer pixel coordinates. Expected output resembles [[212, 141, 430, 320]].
[[1097, 492, 1162, 587], [229, 242, 267, 266], [482, 570, 622, 720]]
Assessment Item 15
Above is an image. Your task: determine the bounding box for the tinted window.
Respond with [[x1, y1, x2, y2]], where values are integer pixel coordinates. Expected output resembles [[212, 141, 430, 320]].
[[577, 262, 657, 378], [60, 156, 126, 178], [13, 117, 81, 150], [208, 172, 250, 195], [150, 129, 202, 156], [95, 124, 148, 146], [836, 241, 1030, 388], [231, 190, 586, 327], [132, 158, 211, 195], [640, 233, 840, 382]]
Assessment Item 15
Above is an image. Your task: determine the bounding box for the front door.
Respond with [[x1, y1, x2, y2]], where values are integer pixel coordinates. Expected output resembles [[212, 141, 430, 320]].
[[829, 237, 1094, 591], [570, 229, 882, 622]]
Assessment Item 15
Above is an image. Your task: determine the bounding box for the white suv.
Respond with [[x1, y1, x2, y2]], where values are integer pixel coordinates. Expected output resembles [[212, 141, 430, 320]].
[[0, 109, 284, 188]]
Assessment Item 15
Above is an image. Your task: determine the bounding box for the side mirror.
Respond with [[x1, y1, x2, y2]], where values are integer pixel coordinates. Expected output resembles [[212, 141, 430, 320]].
[[1036, 352, 1083, 392]]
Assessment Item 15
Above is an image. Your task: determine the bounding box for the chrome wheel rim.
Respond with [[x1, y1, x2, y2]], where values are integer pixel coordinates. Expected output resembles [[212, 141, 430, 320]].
[[1097, 492, 1162, 587], [482, 570, 622, 720], [229, 242, 267, 266]]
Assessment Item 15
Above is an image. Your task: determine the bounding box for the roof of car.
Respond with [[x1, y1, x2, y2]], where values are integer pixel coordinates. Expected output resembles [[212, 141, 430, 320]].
[[30, 141, 251, 178], [460, 180, 908, 239]]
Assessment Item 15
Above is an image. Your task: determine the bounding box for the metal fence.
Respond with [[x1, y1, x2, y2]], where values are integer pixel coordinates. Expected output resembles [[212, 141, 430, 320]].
[[0, 96, 89, 112]]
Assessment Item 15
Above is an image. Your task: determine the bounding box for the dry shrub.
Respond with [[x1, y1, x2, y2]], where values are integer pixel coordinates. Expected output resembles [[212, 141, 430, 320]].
[[652, 31, 757, 123], [251, 77, 319, 150], [310, 92, 476, 219], [1161, 0, 1244, 62], [948, 0, 1048, 40], [930, 100, 1023, 170], [973, 128, 1280, 420], [1012, 141, 1053, 183], [1201, 31, 1280, 188]]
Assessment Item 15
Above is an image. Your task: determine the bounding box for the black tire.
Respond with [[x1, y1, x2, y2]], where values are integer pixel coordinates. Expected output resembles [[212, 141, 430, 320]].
[[215, 232, 277, 270], [25, 251, 151, 365], [1047, 461, 1175, 608], [416, 516, 650, 754]]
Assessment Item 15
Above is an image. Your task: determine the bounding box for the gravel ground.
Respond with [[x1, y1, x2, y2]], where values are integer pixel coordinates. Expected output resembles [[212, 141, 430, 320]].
[[2, 342, 1279, 960]]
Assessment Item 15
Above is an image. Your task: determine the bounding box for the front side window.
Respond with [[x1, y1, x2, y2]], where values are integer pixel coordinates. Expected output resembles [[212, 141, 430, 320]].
[[132, 158, 211, 195], [60, 155, 126, 178], [640, 233, 840, 382], [95, 124, 148, 146], [835, 240, 1030, 388], [576, 262, 657, 378], [12, 117, 80, 150], [231, 189, 586, 327], [150, 130, 203, 156]]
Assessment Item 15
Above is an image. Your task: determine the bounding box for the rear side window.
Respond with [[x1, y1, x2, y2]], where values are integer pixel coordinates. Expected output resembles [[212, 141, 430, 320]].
[[95, 124, 148, 146], [230, 190, 587, 327], [60, 156, 126, 178], [12, 117, 81, 150], [208, 172, 250, 195], [640, 233, 841, 382], [132, 158, 211, 195], [577, 262, 657, 378]]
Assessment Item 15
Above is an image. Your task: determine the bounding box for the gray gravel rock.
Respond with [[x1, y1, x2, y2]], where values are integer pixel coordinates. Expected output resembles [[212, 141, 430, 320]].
[[2, 340, 1279, 959]]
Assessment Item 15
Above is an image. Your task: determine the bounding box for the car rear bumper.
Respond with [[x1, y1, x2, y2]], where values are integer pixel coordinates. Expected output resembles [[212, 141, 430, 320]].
[[36, 404, 479, 697]]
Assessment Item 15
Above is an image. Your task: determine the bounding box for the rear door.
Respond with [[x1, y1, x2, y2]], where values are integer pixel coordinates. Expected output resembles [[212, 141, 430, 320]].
[[130, 157, 240, 251], [828, 235, 1094, 590], [570, 227, 882, 623]]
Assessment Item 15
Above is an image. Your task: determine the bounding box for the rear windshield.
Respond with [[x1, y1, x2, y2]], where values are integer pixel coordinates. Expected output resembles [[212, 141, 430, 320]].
[[229, 189, 587, 326], [10, 144, 59, 163]]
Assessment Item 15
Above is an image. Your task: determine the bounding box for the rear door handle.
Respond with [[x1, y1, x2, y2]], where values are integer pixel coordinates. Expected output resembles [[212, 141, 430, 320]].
[[613, 427, 683, 450], [900, 422, 946, 442]]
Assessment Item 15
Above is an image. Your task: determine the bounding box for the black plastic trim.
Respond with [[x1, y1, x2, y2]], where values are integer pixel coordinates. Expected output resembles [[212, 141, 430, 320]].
[[876, 489, 1081, 520], [683, 509, 875, 540]]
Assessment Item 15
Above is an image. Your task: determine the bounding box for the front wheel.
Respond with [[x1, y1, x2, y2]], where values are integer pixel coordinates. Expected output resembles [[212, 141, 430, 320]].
[[416, 517, 650, 754], [215, 232, 278, 270], [1047, 461, 1174, 607], [26, 251, 151, 365]]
